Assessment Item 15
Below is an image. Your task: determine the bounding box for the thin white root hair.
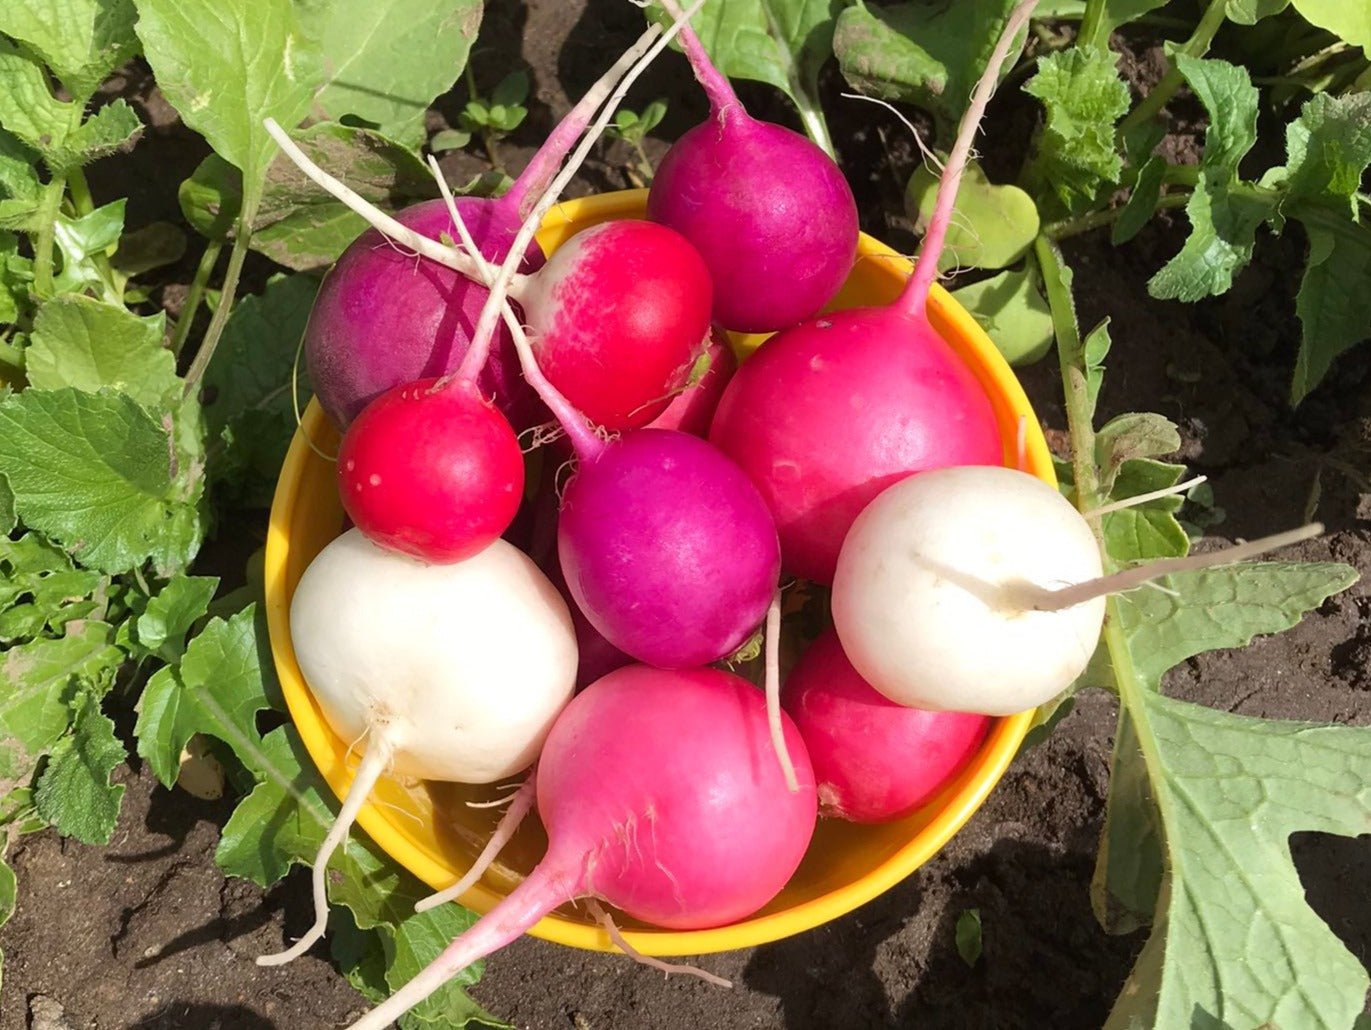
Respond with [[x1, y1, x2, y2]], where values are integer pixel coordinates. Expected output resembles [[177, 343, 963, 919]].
[[1006, 522, 1325, 612], [414, 775, 538, 914], [262, 119, 489, 283], [585, 899, 733, 988], [1083, 475, 1208, 518], [256, 732, 399, 966], [464, 780, 529, 809], [841, 92, 942, 172], [764, 589, 800, 793]]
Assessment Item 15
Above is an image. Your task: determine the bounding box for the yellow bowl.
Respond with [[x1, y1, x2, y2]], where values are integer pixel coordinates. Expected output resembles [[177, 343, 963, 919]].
[[265, 189, 1051, 956]]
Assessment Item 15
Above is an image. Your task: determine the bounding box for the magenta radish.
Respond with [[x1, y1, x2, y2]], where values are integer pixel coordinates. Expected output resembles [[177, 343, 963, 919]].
[[259, 530, 577, 966], [346, 665, 817, 1030], [335, 378, 524, 563], [646, 328, 736, 436], [707, 1, 1043, 584], [782, 628, 990, 821], [646, 2, 858, 333]]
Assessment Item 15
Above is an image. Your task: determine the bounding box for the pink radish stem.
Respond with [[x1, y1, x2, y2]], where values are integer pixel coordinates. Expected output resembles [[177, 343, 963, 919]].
[[414, 775, 537, 914], [256, 730, 400, 966], [656, 0, 741, 115], [764, 588, 798, 792], [898, 0, 1038, 319]]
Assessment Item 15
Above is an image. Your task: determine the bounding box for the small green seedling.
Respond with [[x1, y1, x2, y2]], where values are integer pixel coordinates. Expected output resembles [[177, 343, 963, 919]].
[[605, 99, 667, 186], [455, 69, 531, 171]]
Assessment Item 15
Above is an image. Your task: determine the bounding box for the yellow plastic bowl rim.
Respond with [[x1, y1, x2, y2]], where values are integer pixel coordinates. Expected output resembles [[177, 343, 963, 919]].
[[264, 188, 1051, 957]]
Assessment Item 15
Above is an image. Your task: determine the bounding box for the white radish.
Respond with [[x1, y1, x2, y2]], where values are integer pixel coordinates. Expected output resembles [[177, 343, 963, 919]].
[[259, 529, 577, 965]]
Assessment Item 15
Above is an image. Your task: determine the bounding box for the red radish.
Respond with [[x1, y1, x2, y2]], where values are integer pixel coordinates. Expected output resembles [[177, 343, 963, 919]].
[[645, 328, 736, 436], [782, 628, 990, 822], [259, 530, 577, 967], [707, 0, 1042, 584], [646, 1, 858, 333], [336, 378, 524, 563], [346, 665, 817, 1030]]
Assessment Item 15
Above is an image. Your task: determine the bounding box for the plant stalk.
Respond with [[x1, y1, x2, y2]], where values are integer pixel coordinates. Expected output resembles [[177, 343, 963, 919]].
[[1045, 191, 1191, 240], [1118, 0, 1228, 136], [31, 177, 66, 298], [181, 210, 254, 397], [171, 240, 223, 357], [1077, 0, 1110, 51]]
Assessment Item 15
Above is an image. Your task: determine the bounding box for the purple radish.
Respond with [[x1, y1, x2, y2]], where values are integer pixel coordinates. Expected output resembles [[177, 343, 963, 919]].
[[709, 0, 1039, 584], [646, 1, 858, 333], [346, 665, 817, 1030]]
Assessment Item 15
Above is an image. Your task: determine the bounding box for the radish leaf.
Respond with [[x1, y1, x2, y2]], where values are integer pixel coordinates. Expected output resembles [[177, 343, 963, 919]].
[[26, 297, 175, 408], [33, 690, 124, 845], [132, 575, 218, 664], [907, 160, 1039, 271], [0, 0, 139, 103], [951, 268, 1054, 365]]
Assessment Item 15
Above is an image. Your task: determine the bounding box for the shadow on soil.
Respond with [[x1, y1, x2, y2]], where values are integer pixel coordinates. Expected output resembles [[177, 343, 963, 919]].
[[128, 1003, 278, 1029]]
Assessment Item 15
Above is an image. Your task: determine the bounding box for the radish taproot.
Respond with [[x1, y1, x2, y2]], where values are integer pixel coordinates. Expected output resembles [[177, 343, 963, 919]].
[[832, 465, 1323, 715], [257, 530, 577, 966], [707, 0, 1040, 584], [346, 665, 817, 1030], [646, 0, 858, 333], [783, 627, 990, 822]]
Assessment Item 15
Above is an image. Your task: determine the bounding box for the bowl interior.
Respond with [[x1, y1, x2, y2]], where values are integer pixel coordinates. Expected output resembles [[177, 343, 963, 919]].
[[264, 189, 1051, 957]]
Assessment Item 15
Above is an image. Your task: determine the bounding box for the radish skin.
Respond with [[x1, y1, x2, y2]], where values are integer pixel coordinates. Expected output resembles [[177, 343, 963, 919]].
[[346, 666, 816, 1030]]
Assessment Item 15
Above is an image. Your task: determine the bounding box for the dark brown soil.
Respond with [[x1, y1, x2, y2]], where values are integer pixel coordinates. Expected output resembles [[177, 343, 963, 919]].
[[4, 3, 1369, 1029]]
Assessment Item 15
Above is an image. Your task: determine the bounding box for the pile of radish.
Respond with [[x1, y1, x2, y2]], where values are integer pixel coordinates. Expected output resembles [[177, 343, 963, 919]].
[[260, 2, 1319, 1024]]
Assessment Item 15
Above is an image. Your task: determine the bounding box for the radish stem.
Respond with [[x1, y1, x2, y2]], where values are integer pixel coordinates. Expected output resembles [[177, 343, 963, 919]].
[[764, 588, 798, 793]]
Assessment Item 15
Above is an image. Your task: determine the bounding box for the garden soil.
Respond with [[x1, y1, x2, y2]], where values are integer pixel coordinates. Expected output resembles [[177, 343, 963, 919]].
[[2, 2, 1368, 1028]]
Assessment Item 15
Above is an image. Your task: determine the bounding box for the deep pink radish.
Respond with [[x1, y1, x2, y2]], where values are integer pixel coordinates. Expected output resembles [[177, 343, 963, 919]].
[[709, 0, 1040, 584], [514, 218, 713, 430], [645, 328, 736, 436], [557, 428, 780, 668], [346, 665, 817, 1030], [304, 196, 547, 432], [646, 3, 857, 333], [782, 628, 990, 823], [336, 378, 524, 564]]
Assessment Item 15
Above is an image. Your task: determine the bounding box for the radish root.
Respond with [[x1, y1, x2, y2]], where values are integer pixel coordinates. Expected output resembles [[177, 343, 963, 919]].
[[1083, 475, 1208, 518], [764, 588, 799, 792], [415, 774, 537, 914], [585, 899, 733, 988]]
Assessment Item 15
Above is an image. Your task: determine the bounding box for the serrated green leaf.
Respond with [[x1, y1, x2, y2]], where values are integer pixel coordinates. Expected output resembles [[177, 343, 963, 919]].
[[0, 621, 121, 786], [906, 160, 1039, 271], [295, 0, 482, 145], [133, 606, 275, 788], [0, 0, 139, 103], [1289, 211, 1371, 404], [385, 902, 503, 1029], [0, 233, 29, 325], [1112, 155, 1166, 246], [0, 533, 107, 644], [1095, 412, 1181, 492], [0, 478, 13, 536], [52, 200, 125, 296], [51, 100, 142, 171], [25, 295, 176, 407], [1174, 56, 1260, 177], [1023, 46, 1130, 215], [33, 689, 124, 844], [833, 0, 1023, 136], [0, 129, 41, 222], [134, 0, 323, 186], [0, 388, 201, 575], [951, 267, 1054, 366], [1105, 693, 1371, 1029], [134, 574, 218, 663], [656, 0, 842, 152], [1289, 0, 1371, 50], [1280, 93, 1371, 213], [203, 273, 317, 507], [0, 39, 77, 158], [1148, 184, 1273, 302]]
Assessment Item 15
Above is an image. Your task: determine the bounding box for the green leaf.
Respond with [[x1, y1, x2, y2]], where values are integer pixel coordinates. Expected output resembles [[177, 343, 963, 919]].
[[659, 0, 843, 152], [0, 621, 121, 785], [1023, 47, 1130, 216], [1101, 459, 1190, 562], [33, 689, 125, 845], [110, 221, 186, 278], [1105, 693, 1371, 1029], [133, 606, 276, 788], [0, 233, 32, 324], [0, 533, 107, 644], [1279, 93, 1371, 213], [906, 160, 1039, 271], [295, 0, 482, 144], [1225, 0, 1289, 23], [52, 199, 125, 296], [178, 154, 241, 241], [834, 0, 1025, 136], [1147, 182, 1273, 302], [0, 478, 13, 536], [951, 267, 1054, 366], [1289, 211, 1371, 404], [0, 39, 78, 157], [133, 574, 218, 663], [0, 0, 139, 103], [1091, 0, 1171, 36], [954, 908, 982, 967], [1111, 154, 1166, 246], [0, 388, 202, 575], [1289, 0, 1371, 50], [1175, 56, 1260, 177], [428, 128, 471, 154], [203, 273, 317, 507], [0, 130, 42, 230], [1094, 412, 1181, 492], [51, 100, 142, 171], [134, 0, 323, 186], [25, 295, 176, 408]]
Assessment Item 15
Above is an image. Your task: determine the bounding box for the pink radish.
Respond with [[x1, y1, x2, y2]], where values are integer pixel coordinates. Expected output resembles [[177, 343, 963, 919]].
[[707, 0, 1042, 584], [782, 628, 990, 822], [646, 1, 858, 332], [345, 665, 817, 1030], [258, 530, 577, 966]]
